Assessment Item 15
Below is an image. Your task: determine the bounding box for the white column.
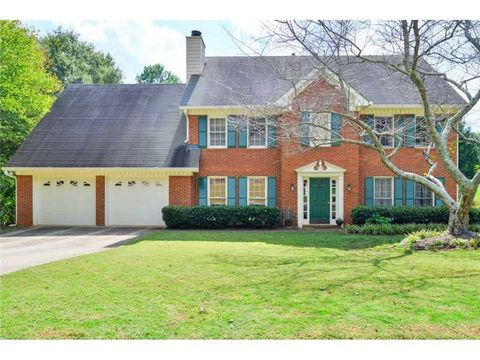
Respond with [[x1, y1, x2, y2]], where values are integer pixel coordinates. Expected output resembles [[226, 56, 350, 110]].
[[337, 175, 344, 222], [297, 175, 304, 228]]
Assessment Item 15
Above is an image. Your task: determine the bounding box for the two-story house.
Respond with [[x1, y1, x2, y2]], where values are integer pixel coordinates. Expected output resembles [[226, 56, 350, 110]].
[[4, 30, 462, 228]]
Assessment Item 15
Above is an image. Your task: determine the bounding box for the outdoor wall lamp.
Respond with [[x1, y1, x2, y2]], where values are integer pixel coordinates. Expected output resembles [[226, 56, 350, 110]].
[[347, 184, 352, 191], [290, 184, 295, 192]]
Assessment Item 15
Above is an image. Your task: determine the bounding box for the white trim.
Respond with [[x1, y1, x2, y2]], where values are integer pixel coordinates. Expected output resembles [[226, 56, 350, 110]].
[[373, 176, 394, 206], [207, 176, 227, 206], [207, 116, 228, 149], [374, 115, 394, 149], [247, 118, 268, 149], [246, 176, 268, 206]]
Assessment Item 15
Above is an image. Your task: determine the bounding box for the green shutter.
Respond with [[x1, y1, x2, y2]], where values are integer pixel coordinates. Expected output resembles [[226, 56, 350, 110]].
[[238, 177, 247, 206], [405, 115, 416, 147], [435, 177, 445, 206], [227, 117, 236, 148], [227, 177, 236, 205], [267, 177, 277, 207], [331, 113, 342, 146], [364, 177, 374, 206], [238, 120, 247, 148], [435, 118, 444, 134], [405, 179, 415, 206], [267, 118, 276, 148], [394, 115, 405, 147], [199, 176, 207, 206], [363, 115, 374, 143], [198, 116, 207, 148], [300, 112, 310, 146], [394, 177, 404, 206]]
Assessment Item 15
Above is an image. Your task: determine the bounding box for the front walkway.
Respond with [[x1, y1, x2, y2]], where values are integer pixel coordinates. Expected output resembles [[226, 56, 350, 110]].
[[0, 227, 155, 275]]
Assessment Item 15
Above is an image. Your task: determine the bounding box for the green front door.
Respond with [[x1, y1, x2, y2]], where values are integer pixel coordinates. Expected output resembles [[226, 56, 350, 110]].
[[309, 178, 330, 224]]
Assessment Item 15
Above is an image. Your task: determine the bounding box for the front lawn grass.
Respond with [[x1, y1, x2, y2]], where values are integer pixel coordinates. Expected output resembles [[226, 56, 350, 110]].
[[475, 186, 480, 208], [1, 230, 479, 339]]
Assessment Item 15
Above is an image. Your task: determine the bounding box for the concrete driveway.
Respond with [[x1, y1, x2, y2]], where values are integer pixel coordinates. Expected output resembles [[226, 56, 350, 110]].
[[0, 227, 156, 275]]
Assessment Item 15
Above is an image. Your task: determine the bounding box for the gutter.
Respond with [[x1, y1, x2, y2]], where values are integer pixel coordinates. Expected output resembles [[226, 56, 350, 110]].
[[2, 168, 17, 227]]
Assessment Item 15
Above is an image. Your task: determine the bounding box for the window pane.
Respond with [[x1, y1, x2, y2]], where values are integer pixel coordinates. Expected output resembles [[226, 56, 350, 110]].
[[209, 118, 226, 147], [374, 178, 392, 206], [248, 118, 266, 147], [415, 183, 433, 206], [248, 178, 266, 206], [209, 178, 226, 206], [415, 117, 431, 147], [375, 117, 393, 147], [310, 113, 331, 146]]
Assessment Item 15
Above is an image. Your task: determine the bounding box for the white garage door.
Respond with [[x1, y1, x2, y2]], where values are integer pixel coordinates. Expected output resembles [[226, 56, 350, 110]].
[[107, 177, 168, 226], [34, 178, 96, 225]]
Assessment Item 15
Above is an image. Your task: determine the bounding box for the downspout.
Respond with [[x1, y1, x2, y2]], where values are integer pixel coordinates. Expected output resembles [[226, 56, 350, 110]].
[[183, 108, 189, 143], [2, 168, 17, 226]]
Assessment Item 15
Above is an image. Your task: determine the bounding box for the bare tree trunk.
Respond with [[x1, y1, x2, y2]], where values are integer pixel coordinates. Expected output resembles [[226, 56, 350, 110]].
[[448, 190, 476, 237]]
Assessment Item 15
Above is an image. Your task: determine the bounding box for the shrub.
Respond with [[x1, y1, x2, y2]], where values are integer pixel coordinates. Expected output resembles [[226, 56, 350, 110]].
[[345, 223, 448, 235], [162, 206, 280, 229], [352, 206, 480, 225], [365, 214, 392, 225], [401, 230, 479, 251]]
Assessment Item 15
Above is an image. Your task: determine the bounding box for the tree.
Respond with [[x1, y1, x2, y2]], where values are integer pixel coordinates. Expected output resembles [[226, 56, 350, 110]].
[[459, 123, 480, 179], [136, 64, 180, 84], [41, 27, 123, 85], [0, 21, 61, 225], [250, 20, 480, 236]]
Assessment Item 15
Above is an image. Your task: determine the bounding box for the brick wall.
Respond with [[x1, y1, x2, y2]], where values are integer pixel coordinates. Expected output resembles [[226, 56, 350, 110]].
[[16, 175, 33, 226], [96, 175, 105, 226], [186, 77, 458, 225], [169, 176, 196, 206]]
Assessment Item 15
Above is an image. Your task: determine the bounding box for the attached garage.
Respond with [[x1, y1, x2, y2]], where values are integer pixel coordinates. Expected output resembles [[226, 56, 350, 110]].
[[33, 177, 96, 225], [106, 177, 169, 226]]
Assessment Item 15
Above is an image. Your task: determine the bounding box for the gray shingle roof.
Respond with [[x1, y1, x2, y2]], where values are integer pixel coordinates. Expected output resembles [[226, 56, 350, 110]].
[[7, 84, 200, 168], [181, 56, 466, 107]]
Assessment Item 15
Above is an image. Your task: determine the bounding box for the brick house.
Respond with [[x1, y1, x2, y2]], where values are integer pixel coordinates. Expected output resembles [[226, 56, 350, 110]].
[[3, 31, 463, 227]]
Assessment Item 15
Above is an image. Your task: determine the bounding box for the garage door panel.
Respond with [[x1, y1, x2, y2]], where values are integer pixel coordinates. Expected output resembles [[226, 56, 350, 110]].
[[34, 178, 95, 225], [107, 178, 168, 226]]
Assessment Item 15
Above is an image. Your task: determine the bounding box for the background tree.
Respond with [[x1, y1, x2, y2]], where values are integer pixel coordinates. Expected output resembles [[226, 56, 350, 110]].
[[248, 20, 480, 236], [136, 64, 180, 84], [0, 21, 61, 225], [459, 123, 480, 179], [41, 27, 123, 85]]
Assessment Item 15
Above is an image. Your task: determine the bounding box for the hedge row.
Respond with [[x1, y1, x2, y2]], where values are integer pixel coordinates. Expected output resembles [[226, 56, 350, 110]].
[[351, 206, 480, 225], [162, 206, 280, 229], [345, 223, 480, 235]]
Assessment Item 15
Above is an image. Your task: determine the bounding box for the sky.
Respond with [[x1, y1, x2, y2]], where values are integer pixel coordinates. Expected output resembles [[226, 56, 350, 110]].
[[25, 20, 479, 131]]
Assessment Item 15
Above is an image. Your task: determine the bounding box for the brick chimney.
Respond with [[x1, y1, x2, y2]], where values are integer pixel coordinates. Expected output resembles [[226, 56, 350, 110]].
[[186, 30, 205, 81]]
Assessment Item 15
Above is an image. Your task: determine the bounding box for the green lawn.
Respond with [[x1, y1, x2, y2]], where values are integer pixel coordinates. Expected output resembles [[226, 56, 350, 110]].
[[1, 230, 480, 339], [475, 187, 480, 208]]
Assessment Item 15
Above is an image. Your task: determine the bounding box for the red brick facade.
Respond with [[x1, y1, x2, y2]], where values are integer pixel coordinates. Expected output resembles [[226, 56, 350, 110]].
[[169, 176, 197, 206], [96, 175, 105, 226], [185, 78, 457, 225], [16, 175, 33, 226]]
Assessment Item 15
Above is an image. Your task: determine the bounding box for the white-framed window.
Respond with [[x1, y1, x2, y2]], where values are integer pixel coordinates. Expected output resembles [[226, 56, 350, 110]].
[[374, 116, 394, 148], [331, 179, 337, 219], [208, 176, 227, 206], [247, 177, 267, 206], [415, 183, 434, 206], [208, 117, 227, 148], [373, 177, 394, 206], [303, 179, 309, 220], [415, 116, 431, 148], [248, 118, 267, 148], [309, 112, 331, 147]]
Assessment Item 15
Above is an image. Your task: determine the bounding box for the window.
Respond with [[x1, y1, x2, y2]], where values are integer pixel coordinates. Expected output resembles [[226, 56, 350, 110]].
[[43, 181, 51, 187], [331, 179, 337, 219], [114, 181, 122, 187], [248, 118, 267, 147], [70, 180, 78, 187], [415, 183, 434, 206], [374, 116, 394, 147], [208, 177, 227, 205], [83, 181, 91, 187], [303, 179, 308, 220], [310, 112, 331, 147], [415, 117, 430, 147], [374, 177, 393, 206], [209, 118, 227, 147], [248, 177, 266, 206], [142, 181, 150, 186], [127, 181, 136, 187], [56, 180, 64, 187]]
